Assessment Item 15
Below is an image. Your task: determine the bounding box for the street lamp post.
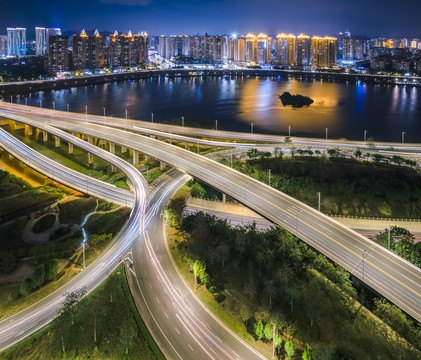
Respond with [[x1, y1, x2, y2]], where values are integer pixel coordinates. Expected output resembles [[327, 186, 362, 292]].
[[25, 98, 27, 106], [268, 169, 271, 187], [325, 128, 328, 141], [317, 192, 321, 211], [364, 130, 367, 142], [151, 112, 154, 123], [85, 105, 88, 120], [215, 120, 218, 131], [53, 101, 55, 110], [230, 153, 233, 168], [362, 249, 367, 282], [67, 103, 69, 112], [181, 116, 184, 127], [125, 109, 128, 119], [388, 227, 391, 251], [39, 100, 42, 108], [194, 262, 197, 292], [402, 131, 405, 144], [251, 123, 253, 134], [288, 125, 291, 137]]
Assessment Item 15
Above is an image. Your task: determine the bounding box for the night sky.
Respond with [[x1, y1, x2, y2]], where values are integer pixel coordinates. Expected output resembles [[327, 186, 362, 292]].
[[1, 0, 420, 39]]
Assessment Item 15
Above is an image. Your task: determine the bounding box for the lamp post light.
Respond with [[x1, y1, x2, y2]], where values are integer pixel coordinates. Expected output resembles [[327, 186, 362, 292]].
[[39, 100, 42, 108], [25, 98, 27, 106], [388, 227, 391, 251], [364, 130, 367, 142], [151, 112, 154, 123], [362, 249, 367, 282], [125, 109, 128, 119], [288, 125, 291, 137], [251, 122, 253, 134], [317, 192, 321, 212], [268, 169, 271, 187], [67, 103, 69, 112], [215, 119, 218, 131], [103, 107, 106, 117], [52, 101, 55, 110], [402, 131, 405, 144], [181, 116, 184, 127], [325, 127, 328, 141]]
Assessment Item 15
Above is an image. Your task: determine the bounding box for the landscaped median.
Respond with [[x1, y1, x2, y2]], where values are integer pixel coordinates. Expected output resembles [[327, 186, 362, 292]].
[[165, 182, 421, 360]]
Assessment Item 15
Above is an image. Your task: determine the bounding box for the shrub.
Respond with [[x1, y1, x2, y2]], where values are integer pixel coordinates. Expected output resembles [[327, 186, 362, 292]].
[[30, 266, 46, 289], [33, 214, 56, 233], [20, 279, 31, 296], [46, 258, 59, 281]]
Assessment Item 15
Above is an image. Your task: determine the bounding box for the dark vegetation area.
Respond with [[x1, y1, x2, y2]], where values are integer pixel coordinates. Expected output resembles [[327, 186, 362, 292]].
[[1, 266, 161, 360], [279, 92, 314, 108], [221, 152, 421, 219], [171, 208, 421, 359]]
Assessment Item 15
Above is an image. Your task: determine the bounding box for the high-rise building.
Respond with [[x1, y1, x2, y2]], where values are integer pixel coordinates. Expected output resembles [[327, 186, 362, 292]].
[[48, 31, 69, 75], [0, 36, 7, 57], [228, 35, 246, 62], [354, 37, 364, 60], [7, 28, 26, 56], [256, 33, 271, 64], [342, 36, 353, 60], [311, 36, 338, 68], [245, 34, 257, 63], [296, 34, 311, 66], [275, 34, 295, 65], [107, 30, 149, 68], [35, 27, 47, 55], [46, 28, 61, 54], [73, 29, 106, 70]]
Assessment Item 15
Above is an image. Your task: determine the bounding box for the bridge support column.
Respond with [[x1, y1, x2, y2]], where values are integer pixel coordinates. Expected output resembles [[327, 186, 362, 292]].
[[133, 150, 139, 166], [87, 136, 93, 144], [88, 152, 94, 165], [144, 154, 150, 161], [24, 124, 33, 136], [9, 120, 25, 131], [98, 139, 105, 148], [43, 131, 48, 142], [54, 136, 60, 148], [160, 161, 166, 171], [68, 143, 73, 155], [121, 145, 127, 154], [185, 143, 189, 150], [109, 142, 115, 154], [222, 193, 227, 203], [0, 119, 9, 126]]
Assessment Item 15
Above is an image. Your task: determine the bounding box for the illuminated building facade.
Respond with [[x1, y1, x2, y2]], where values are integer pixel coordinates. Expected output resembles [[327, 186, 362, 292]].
[[296, 34, 311, 66], [311, 36, 338, 68], [35, 27, 46, 55], [7, 27, 26, 56], [48, 31, 69, 74]]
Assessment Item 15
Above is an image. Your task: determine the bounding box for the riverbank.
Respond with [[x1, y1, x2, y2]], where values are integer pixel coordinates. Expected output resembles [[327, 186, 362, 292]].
[[1, 68, 421, 98]]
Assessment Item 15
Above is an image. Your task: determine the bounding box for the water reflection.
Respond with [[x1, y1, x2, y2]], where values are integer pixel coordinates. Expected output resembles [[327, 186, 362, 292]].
[[13, 77, 421, 142]]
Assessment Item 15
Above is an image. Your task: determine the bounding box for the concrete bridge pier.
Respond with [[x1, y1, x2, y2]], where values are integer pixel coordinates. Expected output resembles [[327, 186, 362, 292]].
[[109, 142, 115, 155], [121, 145, 127, 154], [24, 125, 33, 136], [222, 193, 227, 203], [160, 161, 166, 170], [54, 136, 60, 148], [9, 120, 25, 131], [144, 154, 150, 161], [185, 143, 189, 150], [68, 142, 74, 155], [133, 150, 139, 166], [43, 131, 48, 142], [88, 152, 94, 165], [0, 119, 9, 126]]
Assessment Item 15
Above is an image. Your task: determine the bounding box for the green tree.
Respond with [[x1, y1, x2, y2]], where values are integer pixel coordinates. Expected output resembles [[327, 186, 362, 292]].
[[193, 260, 209, 285], [274, 334, 282, 354], [118, 319, 136, 355], [254, 320, 264, 340], [302, 348, 313, 360], [285, 340, 295, 359], [217, 243, 230, 267], [167, 197, 187, 225], [246, 148, 259, 159], [264, 323, 273, 340], [20, 279, 31, 296], [284, 136, 292, 144], [240, 305, 253, 327], [30, 266, 46, 289], [191, 183, 206, 198], [354, 149, 362, 159], [264, 279, 276, 306], [46, 258, 59, 281]]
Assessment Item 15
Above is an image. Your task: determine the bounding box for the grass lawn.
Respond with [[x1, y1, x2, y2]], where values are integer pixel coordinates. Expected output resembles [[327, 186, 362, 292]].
[[0, 265, 161, 360]]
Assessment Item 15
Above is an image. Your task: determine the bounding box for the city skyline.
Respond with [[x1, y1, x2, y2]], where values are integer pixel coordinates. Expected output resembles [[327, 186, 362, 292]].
[[0, 0, 420, 38]]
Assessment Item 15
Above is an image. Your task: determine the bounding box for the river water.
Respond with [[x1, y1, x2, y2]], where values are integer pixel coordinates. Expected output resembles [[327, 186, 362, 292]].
[[14, 76, 421, 142]]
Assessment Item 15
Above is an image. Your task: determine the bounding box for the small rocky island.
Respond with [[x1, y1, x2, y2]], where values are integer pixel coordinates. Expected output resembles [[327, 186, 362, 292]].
[[279, 92, 314, 108]]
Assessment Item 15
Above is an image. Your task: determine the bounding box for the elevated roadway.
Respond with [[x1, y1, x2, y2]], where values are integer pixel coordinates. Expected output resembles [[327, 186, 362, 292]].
[[1, 109, 420, 324]]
